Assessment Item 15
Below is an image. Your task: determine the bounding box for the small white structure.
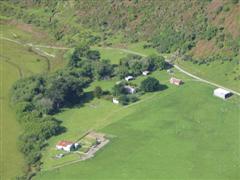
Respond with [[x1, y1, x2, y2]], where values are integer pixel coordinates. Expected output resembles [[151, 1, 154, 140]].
[[112, 98, 119, 104], [167, 69, 173, 74], [142, 71, 150, 76], [56, 141, 75, 152], [125, 76, 134, 81], [56, 154, 64, 159], [124, 85, 136, 94], [213, 88, 232, 99]]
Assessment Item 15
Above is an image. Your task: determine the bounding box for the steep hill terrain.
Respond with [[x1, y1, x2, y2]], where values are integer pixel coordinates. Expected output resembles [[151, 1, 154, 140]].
[[1, 0, 239, 54]]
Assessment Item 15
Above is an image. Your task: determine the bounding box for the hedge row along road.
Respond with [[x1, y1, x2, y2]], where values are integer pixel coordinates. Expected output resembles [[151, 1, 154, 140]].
[[1, 35, 239, 96]]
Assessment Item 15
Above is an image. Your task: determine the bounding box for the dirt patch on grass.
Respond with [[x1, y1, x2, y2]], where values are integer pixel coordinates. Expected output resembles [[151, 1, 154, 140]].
[[190, 40, 218, 58], [8, 20, 49, 40], [207, 0, 224, 16], [207, 1, 240, 38], [224, 5, 240, 38]]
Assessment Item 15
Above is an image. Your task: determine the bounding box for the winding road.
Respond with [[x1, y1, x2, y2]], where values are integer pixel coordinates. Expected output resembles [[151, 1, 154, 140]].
[[1, 36, 239, 96]]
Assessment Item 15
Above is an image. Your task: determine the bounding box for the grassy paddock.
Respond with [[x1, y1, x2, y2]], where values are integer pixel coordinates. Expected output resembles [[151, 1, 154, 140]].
[[37, 45, 240, 179], [37, 75, 240, 180], [176, 59, 240, 92], [0, 22, 65, 179]]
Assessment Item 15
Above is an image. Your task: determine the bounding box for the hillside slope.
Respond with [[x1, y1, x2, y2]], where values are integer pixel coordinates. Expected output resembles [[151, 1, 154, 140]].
[[1, 0, 239, 55]]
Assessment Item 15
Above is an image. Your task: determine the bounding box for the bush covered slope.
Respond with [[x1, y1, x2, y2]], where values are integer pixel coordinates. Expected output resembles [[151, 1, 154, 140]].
[[1, 0, 239, 58]]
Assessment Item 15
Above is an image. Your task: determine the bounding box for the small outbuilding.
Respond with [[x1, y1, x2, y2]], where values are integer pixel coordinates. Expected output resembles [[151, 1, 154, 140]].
[[167, 69, 173, 74], [125, 76, 134, 81], [170, 77, 183, 86], [112, 98, 119, 104], [124, 85, 136, 94], [142, 71, 150, 76], [213, 88, 232, 99], [56, 141, 76, 152]]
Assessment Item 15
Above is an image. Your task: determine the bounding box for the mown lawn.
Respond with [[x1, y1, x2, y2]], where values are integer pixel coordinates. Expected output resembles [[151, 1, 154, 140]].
[[94, 47, 130, 64], [37, 78, 240, 180]]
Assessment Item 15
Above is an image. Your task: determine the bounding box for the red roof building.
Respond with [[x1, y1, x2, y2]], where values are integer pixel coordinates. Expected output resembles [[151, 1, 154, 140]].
[[170, 77, 183, 86], [56, 140, 74, 152]]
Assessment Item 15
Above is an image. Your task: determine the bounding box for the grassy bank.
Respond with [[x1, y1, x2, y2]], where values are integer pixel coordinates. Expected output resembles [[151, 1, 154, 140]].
[[0, 22, 65, 179]]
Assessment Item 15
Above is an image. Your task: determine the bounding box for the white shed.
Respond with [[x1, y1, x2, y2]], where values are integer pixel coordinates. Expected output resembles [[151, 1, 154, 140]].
[[213, 88, 232, 99], [112, 98, 119, 104], [125, 76, 134, 81], [142, 71, 150, 76]]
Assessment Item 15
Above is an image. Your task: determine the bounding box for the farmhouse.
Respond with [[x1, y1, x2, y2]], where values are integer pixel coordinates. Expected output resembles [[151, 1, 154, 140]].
[[112, 98, 119, 104], [56, 141, 79, 152], [124, 85, 136, 94], [142, 71, 150, 76], [170, 77, 183, 86], [125, 76, 134, 81], [213, 88, 232, 99]]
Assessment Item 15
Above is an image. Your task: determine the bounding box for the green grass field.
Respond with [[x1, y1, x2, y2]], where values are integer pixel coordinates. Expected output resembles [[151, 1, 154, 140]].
[[37, 73, 240, 179], [0, 22, 65, 179], [176, 59, 240, 92], [35, 43, 240, 180], [1, 19, 240, 180]]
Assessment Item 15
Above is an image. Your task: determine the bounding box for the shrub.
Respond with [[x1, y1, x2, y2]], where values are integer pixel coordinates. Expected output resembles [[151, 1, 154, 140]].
[[93, 86, 103, 98], [140, 77, 160, 92]]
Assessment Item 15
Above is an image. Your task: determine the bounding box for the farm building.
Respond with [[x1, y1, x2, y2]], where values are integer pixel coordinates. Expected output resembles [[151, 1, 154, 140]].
[[124, 85, 136, 94], [213, 88, 232, 99], [125, 76, 134, 81], [170, 77, 183, 86], [56, 141, 79, 152], [167, 69, 173, 74], [142, 71, 150, 76], [112, 98, 119, 104]]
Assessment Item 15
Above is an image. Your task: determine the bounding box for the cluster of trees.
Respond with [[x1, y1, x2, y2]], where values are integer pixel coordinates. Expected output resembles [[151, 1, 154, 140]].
[[68, 45, 114, 80], [140, 77, 161, 92], [150, 26, 196, 54], [117, 54, 168, 78]]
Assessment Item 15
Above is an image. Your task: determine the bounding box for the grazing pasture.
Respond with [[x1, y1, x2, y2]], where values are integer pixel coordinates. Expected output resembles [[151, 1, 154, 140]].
[[37, 43, 240, 179], [1, 20, 239, 180], [0, 22, 65, 179], [176, 59, 240, 92], [37, 76, 240, 180]]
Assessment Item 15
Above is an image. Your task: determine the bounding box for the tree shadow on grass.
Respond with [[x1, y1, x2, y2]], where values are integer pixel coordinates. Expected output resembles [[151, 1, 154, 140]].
[[158, 84, 168, 91], [58, 91, 95, 113]]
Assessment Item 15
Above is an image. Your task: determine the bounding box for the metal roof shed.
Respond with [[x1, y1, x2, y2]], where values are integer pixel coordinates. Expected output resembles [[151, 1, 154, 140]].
[[213, 88, 232, 99]]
